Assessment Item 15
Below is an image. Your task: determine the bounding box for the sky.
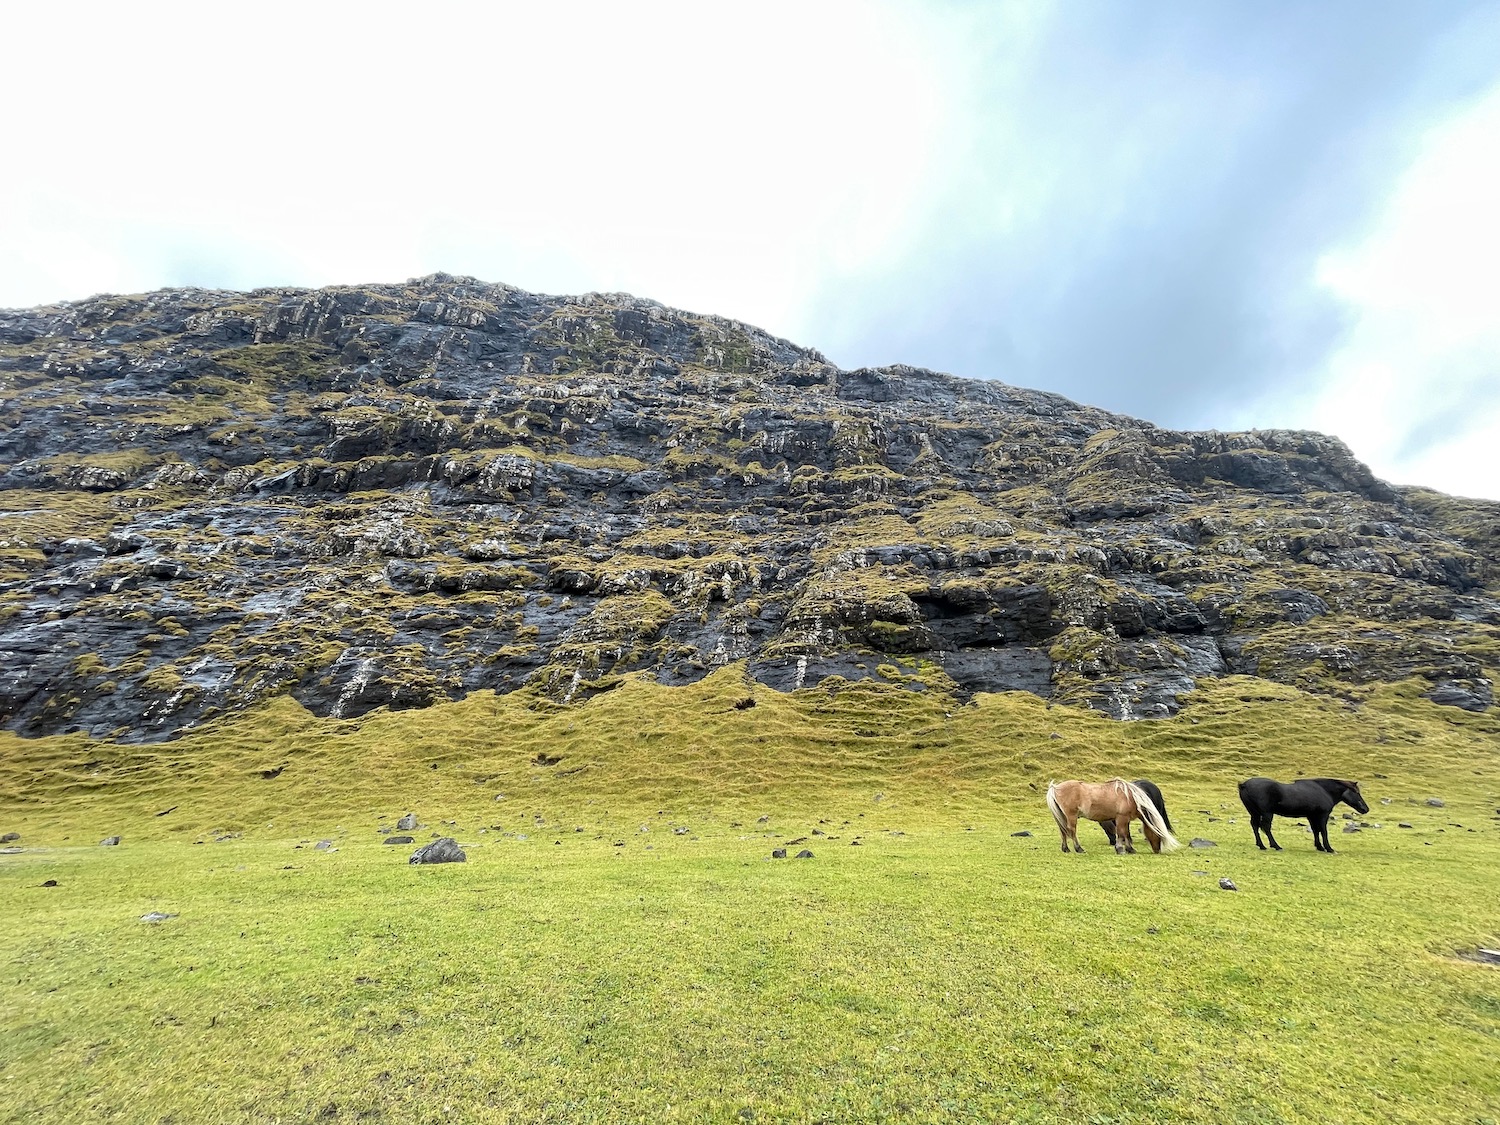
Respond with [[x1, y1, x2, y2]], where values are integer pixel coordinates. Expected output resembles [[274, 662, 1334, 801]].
[[3, 0, 1499, 499]]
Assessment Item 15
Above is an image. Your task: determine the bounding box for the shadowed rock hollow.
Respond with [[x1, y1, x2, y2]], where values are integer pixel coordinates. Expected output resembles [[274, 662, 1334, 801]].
[[1, 274, 1496, 741]]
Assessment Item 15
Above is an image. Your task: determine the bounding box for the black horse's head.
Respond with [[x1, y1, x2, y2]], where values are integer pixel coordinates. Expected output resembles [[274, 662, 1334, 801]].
[[1341, 781, 1369, 815]]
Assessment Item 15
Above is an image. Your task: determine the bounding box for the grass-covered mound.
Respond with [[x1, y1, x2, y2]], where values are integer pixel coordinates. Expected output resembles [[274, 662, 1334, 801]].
[[2, 670, 1498, 1123]]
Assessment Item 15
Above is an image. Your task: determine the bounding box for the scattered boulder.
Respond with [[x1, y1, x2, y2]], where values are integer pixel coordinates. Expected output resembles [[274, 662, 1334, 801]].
[[1426, 798, 1445, 808], [384, 835, 415, 845], [1010, 830, 1032, 838], [0, 832, 18, 842], [100, 835, 121, 846], [103, 529, 150, 554], [1342, 824, 1361, 833], [1218, 878, 1238, 891], [40, 879, 57, 888], [1399, 822, 1414, 828], [409, 837, 466, 864], [795, 849, 814, 859], [314, 840, 334, 851], [397, 812, 418, 830], [1189, 838, 1216, 848], [140, 912, 177, 923], [771, 848, 787, 859]]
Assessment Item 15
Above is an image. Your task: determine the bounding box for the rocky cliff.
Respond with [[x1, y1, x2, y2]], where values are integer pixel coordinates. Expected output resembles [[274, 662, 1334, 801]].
[[2, 274, 1496, 741]]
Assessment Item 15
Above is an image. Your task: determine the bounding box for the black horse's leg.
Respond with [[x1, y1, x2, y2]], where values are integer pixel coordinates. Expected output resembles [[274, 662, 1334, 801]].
[[1262, 814, 1281, 851], [1102, 819, 1117, 847], [1251, 816, 1265, 849], [1313, 812, 1333, 853]]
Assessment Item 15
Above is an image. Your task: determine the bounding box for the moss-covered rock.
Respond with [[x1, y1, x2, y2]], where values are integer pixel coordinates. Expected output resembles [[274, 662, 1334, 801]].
[[1, 275, 1496, 739]]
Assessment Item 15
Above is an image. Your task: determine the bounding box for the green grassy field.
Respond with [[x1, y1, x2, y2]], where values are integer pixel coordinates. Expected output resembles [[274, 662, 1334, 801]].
[[3, 670, 1499, 1123]]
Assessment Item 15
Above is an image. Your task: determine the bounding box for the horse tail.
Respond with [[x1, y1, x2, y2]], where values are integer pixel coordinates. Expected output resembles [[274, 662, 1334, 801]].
[[1145, 782, 1173, 833], [1124, 780, 1179, 851], [1045, 782, 1068, 833]]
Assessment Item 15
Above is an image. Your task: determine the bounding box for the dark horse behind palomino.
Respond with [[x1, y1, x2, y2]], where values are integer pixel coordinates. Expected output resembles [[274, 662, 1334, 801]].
[[1099, 779, 1171, 848], [1238, 777, 1369, 853], [1046, 778, 1180, 855]]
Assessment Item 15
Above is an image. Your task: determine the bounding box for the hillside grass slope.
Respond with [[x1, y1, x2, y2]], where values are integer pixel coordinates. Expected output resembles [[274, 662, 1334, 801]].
[[3, 672, 1498, 1123]]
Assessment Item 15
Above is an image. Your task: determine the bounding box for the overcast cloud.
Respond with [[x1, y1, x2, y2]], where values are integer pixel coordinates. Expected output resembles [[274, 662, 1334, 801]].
[[3, 0, 1498, 498]]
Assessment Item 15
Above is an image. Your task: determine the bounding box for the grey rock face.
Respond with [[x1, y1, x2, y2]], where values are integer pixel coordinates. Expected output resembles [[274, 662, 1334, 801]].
[[1, 276, 1495, 741], [409, 837, 466, 864], [1423, 681, 1493, 712]]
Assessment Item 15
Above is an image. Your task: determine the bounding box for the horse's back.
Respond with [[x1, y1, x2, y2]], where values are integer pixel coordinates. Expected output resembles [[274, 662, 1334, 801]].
[[1239, 776, 1273, 800], [1050, 778, 1129, 820], [1240, 777, 1330, 816]]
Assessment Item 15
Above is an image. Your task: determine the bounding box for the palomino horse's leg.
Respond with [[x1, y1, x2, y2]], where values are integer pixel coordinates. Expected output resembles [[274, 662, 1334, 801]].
[[1113, 815, 1133, 854], [1068, 812, 1084, 853]]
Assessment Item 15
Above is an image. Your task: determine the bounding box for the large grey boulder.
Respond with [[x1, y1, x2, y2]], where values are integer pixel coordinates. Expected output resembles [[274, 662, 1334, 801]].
[[396, 812, 418, 831], [409, 837, 466, 864]]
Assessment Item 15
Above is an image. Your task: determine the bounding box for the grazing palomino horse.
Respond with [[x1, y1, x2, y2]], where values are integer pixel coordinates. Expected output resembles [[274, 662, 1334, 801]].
[[1238, 777, 1369, 853], [1046, 778, 1180, 855], [1099, 778, 1172, 848]]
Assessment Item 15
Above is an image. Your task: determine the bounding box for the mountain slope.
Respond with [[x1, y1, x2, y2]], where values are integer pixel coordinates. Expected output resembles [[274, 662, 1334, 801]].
[[1, 274, 1496, 741]]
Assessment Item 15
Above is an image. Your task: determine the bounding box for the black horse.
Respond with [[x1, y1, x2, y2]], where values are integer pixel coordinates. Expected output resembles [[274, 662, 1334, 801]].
[[1237, 777, 1369, 853], [1100, 779, 1172, 847]]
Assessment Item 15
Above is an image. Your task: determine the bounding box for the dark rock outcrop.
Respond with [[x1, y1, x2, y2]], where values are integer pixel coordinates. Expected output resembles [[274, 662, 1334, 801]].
[[0, 275, 1496, 740], [409, 837, 466, 864]]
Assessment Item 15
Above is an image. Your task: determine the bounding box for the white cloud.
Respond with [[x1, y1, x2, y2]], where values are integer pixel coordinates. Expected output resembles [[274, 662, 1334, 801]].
[[0, 0, 971, 339], [1289, 83, 1500, 499]]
